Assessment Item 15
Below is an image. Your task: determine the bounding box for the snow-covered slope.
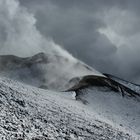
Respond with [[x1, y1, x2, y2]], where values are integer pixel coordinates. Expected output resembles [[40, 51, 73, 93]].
[[0, 53, 140, 139], [77, 87, 140, 136], [0, 77, 136, 139]]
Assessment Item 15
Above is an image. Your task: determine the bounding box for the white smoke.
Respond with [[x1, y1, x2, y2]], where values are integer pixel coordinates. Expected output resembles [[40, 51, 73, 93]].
[[0, 0, 75, 60], [0, 0, 105, 91]]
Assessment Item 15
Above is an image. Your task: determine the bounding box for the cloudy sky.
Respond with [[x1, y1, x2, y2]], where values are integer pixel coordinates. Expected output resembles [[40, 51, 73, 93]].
[[1, 0, 140, 83], [18, 0, 140, 83]]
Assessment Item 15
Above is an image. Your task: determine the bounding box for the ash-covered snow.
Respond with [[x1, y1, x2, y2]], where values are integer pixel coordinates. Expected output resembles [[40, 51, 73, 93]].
[[105, 74, 140, 94], [0, 77, 136, 140]]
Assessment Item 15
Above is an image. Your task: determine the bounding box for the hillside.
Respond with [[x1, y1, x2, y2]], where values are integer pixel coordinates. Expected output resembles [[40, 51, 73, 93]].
[[0, 53, 103, 91], [0, 53, 140, 139], [0, 77, 135, 139]]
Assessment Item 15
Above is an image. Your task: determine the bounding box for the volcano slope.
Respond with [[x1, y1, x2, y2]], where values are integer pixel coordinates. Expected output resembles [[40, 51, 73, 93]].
[[0, 77, 135, 139], [67, 75, 140, 100], [0, 52, 139, 97], [0, 53, 140, 139], [0, 52, 103, 91]]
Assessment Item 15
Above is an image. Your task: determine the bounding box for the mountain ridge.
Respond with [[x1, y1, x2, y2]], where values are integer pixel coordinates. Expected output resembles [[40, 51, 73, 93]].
[[0, 52, 140, 139]]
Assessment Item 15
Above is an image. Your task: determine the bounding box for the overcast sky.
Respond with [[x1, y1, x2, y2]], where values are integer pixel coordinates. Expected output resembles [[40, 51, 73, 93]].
[[4, 0, 140, 83]]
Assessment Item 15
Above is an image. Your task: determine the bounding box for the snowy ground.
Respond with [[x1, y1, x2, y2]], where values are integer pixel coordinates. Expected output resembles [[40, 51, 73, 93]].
[[78, 87, 140, 135], [0, 77, 137, 140]]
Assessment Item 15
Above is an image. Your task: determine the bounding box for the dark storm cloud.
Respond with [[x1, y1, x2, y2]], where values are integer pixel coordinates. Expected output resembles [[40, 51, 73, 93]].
[[19, 0, 140, 83], [20, 0, 117, 67]]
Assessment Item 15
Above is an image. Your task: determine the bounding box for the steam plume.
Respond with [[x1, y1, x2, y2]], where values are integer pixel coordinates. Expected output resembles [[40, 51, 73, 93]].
[[0, 0, 74, 61]]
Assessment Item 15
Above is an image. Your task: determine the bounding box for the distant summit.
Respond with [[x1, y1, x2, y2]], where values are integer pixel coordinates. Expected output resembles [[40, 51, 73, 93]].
[[0, 52, 103, 91]]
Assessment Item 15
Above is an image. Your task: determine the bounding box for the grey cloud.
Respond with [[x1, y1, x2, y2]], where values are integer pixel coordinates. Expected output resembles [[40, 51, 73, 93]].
[[20, 0, 117, 66], [18, 0, 140, 83]]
